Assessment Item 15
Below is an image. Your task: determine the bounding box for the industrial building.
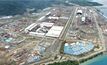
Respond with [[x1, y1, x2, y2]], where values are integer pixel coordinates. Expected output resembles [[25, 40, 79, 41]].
[[46, 26, 63, 37], [25, 22, 64, 38], [25, 22, 54, 36]]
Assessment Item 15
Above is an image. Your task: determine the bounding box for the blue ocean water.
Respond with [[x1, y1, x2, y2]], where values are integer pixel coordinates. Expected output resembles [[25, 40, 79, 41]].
[[93, 0, 107, 17], [88, 55, 107, 65], [81, 55, 107, 65]]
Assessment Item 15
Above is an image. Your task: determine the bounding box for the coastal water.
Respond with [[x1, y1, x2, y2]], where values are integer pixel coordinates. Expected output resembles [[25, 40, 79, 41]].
[[93, 0, 107, 17], [80, 54, 107, 65]]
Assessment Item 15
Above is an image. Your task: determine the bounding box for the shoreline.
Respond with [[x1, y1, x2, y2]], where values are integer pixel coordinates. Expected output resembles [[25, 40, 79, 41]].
[[94, 6, 107, 19], [80, 54, 107, 65], [80, 55, 102, 65], [80, 51, 107, 65]]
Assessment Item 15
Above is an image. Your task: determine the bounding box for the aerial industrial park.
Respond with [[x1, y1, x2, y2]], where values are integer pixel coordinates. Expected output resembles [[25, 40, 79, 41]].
[[0, 5, 107, 65]]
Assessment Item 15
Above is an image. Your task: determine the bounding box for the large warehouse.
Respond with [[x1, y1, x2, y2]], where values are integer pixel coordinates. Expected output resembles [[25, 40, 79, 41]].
[[25, 22, 63, 37]]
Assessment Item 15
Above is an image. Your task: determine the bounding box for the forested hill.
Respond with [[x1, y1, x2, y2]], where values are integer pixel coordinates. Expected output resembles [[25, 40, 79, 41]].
[[0, 0, 102, 16], [0, 0, 57, 16]]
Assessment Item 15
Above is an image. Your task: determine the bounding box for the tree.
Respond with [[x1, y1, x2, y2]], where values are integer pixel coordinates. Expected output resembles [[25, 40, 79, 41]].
[[48, 60, 79, 65]]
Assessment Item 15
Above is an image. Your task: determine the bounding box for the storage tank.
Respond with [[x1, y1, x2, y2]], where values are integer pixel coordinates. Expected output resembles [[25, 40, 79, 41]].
[[77, 10, 83, 15], [81, 17, 86, 22]]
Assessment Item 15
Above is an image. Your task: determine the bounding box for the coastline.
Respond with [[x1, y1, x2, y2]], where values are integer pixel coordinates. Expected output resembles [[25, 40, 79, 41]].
[[94, 6, 107, 19], [80, 53, 107, 65]]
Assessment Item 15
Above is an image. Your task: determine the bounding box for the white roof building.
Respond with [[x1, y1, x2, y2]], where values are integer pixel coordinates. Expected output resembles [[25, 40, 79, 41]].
[[65, 43, 69, 46], [46, 26, 63, 37], [38, 16, 45, 21], [77, 10, 83, 14], [40, 22, 54, 27], [25, 22, 55, 37], [48, 16, 59, 20], [25, 23, 37, 33]]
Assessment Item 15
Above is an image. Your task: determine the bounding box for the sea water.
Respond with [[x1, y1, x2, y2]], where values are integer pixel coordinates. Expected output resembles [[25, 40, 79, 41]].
[[80, 54, 107, 65]]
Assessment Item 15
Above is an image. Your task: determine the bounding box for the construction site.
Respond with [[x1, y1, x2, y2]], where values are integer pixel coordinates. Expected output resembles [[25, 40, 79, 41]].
[[59, 7, 106, 63], [0, 5, 73, 65], [0, 5, 107, 65]]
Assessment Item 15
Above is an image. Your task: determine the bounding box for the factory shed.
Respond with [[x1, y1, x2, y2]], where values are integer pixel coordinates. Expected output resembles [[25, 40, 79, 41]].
[[48, 16, 59, 20], [40, 22, 54, 27], [25, 23, 37, 33]]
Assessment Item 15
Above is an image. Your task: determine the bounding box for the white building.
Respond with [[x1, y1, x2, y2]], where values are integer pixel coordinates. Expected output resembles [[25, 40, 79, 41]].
[[25, 22, 54, 37], [77, 10, 83, 14], [46, 26, 63, 37], [24, 23, 37, 33]]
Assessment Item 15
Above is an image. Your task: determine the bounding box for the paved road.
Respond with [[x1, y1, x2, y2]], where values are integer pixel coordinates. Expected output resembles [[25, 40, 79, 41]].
[[59, 6, 78, 40], [51, 7, 79, 55], [30, 6, 79, 65]]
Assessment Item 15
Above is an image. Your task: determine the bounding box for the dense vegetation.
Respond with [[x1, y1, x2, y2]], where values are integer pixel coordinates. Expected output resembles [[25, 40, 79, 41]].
[[48, 60, 79, 65], [0, 0, 103, 16], [0, 0, 57, 16]]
